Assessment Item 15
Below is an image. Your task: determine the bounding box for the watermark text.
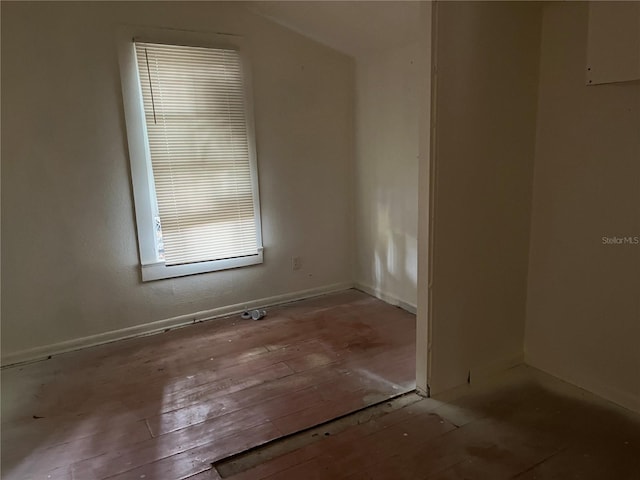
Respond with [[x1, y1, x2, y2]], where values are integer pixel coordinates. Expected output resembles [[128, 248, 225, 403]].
[[602, 236, 639, 245]]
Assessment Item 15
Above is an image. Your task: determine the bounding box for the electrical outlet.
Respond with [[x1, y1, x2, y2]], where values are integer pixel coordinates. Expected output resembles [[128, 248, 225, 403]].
[[292, 256, 302, 271]]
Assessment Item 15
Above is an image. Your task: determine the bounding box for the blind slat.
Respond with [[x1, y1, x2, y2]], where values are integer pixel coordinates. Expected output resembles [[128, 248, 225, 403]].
[[135, 41, 258, 266]]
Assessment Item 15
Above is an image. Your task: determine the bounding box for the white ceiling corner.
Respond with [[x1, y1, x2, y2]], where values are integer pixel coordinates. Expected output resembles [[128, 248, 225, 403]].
[[245, 1, 423, 58]]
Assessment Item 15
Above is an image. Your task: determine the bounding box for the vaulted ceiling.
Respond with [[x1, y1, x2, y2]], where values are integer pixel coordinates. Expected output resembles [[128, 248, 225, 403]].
[[246, 1, 423, 57]]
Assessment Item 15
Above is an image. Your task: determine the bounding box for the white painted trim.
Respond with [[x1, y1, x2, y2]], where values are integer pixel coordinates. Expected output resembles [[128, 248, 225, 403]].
[[416, 0, 435, 397], [1, 282, 353, 368], [524, 356, 640, 415], [470, 351, 525, 383], [426, 351, 525, 397], [141, 250, 264, 281], [117, 25, 264, 281], [354, 283, 417, 314]]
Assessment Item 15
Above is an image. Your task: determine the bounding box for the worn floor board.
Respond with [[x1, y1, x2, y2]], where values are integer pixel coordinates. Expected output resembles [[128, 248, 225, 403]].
[[216, 366, 640, 480], [213, 366, 640, 480], [1, 290, 416, 480]]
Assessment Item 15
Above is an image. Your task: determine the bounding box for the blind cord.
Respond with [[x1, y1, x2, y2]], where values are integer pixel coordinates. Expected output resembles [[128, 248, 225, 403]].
[[144, 48, 158, 125]]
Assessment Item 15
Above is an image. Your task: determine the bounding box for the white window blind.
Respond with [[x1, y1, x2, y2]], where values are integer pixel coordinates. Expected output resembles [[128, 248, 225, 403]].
[[134, 41, 260, 266]]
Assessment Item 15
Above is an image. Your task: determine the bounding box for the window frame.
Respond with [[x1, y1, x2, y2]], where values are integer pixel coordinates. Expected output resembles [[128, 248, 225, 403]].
[[117, 26, 264, 281]]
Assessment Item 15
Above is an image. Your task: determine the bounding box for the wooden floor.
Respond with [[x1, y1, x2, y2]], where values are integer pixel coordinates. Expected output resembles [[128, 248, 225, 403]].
[[0, 290, 416, 480], [5, 291, 640, 480], [216, 366, 640, 480]]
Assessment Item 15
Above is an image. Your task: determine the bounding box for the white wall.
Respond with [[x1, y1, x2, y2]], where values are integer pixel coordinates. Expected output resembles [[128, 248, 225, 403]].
[[525, 2, 640, 413], [1, 2, 354, 362], [429, 1, 542, 394], [355, 42, 420, 310]]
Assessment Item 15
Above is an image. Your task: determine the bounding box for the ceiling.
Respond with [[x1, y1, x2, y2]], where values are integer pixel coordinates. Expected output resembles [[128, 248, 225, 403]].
[[246, 1, 423, 58]]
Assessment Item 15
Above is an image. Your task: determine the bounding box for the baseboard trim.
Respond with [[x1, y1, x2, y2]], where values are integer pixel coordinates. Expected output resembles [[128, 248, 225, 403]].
[[1, 282, 354, 368], [524, 356, 640, 415], [470, 351, 525, 383], [427, 351, 525, 397], [354, 283, 417, 314]]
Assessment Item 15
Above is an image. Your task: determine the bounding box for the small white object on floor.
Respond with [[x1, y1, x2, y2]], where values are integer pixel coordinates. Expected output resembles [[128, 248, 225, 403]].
[[241, 309, 267, 320]]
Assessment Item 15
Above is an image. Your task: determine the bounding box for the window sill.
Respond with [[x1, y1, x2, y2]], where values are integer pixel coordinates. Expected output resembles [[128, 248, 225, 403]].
[[141, 249, 263, 281]]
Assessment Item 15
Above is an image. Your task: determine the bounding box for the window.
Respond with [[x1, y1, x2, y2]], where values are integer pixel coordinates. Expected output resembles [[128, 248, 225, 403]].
[[118, 28, 263, 281]]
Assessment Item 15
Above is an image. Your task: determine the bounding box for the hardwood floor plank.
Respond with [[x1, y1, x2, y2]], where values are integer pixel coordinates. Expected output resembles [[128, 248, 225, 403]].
[[243, 369, 640, 480], [142, 362, 295, 432], [3, 419, 151, 477], [148, 383, 323, 437], [71, 411, 282, 479], [1, 291, 416, 480], [4, 292, 640, 480], [238, 411, 456, 480], [185, 469, 222, 480], [103, 422, 282, 480]]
